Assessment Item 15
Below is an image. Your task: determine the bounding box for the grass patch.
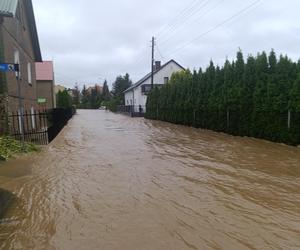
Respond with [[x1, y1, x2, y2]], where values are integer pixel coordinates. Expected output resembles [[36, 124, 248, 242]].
[[0, 137, 39, 161]]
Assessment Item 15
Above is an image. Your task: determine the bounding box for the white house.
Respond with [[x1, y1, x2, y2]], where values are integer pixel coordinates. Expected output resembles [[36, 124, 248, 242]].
[[124, 60, 184, 113]]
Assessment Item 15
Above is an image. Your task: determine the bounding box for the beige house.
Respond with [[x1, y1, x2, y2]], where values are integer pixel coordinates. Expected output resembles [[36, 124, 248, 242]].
[[55, 84, 66, 95], [36, 61, 55, 109]]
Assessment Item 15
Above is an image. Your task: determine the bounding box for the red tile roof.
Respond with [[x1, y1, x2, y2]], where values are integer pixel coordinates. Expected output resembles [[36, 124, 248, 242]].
[[35, 61, 54, 81]]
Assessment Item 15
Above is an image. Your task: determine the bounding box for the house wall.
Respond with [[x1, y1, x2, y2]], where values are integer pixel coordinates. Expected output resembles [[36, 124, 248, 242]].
[[0, 0, 37, 113], [125, 61, 184, 112], [36, 80, 55, 109]]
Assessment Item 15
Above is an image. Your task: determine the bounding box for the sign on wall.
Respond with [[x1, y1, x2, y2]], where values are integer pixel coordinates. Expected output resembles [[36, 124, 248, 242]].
[[38, 98, 47, 104], [0, 63, 19, 72]]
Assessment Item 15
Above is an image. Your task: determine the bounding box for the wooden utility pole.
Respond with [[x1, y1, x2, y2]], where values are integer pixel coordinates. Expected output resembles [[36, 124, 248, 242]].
[[151, 37, 155, 90]]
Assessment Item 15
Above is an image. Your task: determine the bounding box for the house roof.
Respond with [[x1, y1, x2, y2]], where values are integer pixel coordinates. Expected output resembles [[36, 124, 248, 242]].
[[36, 61, 54, 81], [124, 59, 185, 93], [0, 0, 18, 17], [24, 0, 42, 62], [0, 0, 42, 62]]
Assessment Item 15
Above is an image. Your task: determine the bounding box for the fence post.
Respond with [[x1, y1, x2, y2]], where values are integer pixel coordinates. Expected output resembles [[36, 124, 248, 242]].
[[288, 110, 291, 129]]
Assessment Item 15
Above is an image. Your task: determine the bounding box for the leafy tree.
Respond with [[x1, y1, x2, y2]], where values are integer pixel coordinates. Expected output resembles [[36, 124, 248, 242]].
[[56, 90, 72, 108], [112, 73, 132, 104]]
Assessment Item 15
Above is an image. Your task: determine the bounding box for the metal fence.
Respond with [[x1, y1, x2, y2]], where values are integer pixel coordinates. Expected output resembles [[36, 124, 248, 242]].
[[8, 107, 75, 145], [117, 105, 146, 117], [8, 109, 49, 145]]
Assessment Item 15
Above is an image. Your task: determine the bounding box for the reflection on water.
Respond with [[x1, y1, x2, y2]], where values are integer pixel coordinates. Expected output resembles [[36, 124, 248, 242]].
[[0, 110, 299, 249]]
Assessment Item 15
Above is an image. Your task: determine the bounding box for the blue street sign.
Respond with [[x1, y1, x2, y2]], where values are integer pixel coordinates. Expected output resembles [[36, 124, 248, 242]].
[[0, 63, 18, 72]]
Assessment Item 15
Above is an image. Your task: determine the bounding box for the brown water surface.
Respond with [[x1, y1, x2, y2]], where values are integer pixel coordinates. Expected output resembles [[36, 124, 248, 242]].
[[0, 110, 300, 250]]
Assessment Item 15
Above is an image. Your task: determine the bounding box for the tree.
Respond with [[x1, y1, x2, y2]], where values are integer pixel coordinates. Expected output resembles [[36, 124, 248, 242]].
[[112, 73, 132, 104], [80, 84, 89, 109], [73, 83, 80, 106], [240, 54, 256, 135], [102, 80, 110, 101], [56, 90, 72, 108]]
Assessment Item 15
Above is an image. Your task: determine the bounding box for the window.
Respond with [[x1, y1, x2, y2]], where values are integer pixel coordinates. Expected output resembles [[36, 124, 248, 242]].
[[164, 77, 169, 84], [27, 63, 32, 85], [141, 85, 151, 94], [14, 50, 20, 78]]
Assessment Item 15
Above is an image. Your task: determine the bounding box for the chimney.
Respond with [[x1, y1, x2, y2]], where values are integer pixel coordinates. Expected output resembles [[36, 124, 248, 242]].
[[155, 61, 161, 71]]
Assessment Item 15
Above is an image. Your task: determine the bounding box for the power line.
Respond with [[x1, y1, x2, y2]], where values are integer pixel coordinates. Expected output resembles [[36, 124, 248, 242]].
[[158, 0, 211, 41], [164, 0, 261, 58], [156, 45, 165, 61], [159, 0, 225, 47], [156, 0, 203, 38]]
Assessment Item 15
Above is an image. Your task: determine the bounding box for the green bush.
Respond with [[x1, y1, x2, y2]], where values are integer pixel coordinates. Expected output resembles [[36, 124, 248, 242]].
[[0, 137, 38, 161]]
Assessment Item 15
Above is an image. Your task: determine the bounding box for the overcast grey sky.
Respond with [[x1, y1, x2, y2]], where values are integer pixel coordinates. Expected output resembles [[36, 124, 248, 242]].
[[32, 0, 300, 89]]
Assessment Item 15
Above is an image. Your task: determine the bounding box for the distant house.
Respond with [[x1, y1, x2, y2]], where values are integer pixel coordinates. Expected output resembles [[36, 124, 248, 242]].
[[36, 61, 55, 109], [87, 85, 103, 95], [124, 60, 184, 113], [55, 84, 66, 95], [0, 0, 42, 113]]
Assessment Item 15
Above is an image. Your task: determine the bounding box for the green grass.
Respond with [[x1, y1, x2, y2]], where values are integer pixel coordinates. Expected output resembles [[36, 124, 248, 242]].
[[0, 137, 39, 161]]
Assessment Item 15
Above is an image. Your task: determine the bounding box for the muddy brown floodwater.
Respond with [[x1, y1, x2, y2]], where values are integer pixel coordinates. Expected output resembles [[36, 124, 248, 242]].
[[0, 110, 300, 250]]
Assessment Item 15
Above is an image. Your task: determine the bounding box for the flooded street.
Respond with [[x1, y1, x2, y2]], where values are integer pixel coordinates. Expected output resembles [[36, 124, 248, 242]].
[[0, 110, 300, 250]]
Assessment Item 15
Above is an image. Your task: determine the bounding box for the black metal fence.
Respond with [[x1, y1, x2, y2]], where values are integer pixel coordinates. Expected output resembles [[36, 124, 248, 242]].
[[8, 107, 75, 145], [47, 107, 75, 142], [9, 109, 49, 145], [117, 105, 146, 117]]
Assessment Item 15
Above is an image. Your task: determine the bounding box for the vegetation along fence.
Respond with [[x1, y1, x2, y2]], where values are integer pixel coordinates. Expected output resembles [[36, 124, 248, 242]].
[[8, 107, 75, 145], [146, 50, 300, 146]]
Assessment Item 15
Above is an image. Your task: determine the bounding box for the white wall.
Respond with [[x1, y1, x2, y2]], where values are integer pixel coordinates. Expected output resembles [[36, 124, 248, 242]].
[[124, 61, 183, 111]]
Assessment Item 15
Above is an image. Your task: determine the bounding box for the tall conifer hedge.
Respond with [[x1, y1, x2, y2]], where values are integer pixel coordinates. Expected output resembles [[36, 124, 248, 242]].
[[145, 50, 300, 145]]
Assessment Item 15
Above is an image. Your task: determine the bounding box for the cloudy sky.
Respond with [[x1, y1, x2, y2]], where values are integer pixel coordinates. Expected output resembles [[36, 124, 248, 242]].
[[32, 0, 300, 89]]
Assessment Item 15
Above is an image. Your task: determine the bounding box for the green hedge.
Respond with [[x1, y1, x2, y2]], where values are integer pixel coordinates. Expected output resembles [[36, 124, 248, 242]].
[[146, 50, 300, 146]]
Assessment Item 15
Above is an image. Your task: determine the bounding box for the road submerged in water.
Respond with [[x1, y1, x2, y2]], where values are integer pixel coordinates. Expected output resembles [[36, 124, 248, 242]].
[[0, 110, 299, 250]]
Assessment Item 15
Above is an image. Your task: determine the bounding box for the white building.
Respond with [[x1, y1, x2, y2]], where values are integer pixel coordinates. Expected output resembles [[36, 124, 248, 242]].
[[124, 60, 184, 113]]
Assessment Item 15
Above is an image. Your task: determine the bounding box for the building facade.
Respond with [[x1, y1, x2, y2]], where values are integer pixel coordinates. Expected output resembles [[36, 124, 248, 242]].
[[124, 60, 184, 112], [0, 0, 42, 133], [36, 61, 55, 109]]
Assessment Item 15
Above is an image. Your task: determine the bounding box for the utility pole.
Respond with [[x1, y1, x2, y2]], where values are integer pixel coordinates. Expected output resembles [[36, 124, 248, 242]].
[[151, 36, 155, 90]]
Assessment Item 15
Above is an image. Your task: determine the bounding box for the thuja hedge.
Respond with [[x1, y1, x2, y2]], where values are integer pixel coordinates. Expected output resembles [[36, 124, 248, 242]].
[[146, 50, 300, 145]]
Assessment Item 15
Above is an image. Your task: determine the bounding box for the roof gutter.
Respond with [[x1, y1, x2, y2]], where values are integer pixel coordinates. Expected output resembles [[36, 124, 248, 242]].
[[25, 0, 42, 62]]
